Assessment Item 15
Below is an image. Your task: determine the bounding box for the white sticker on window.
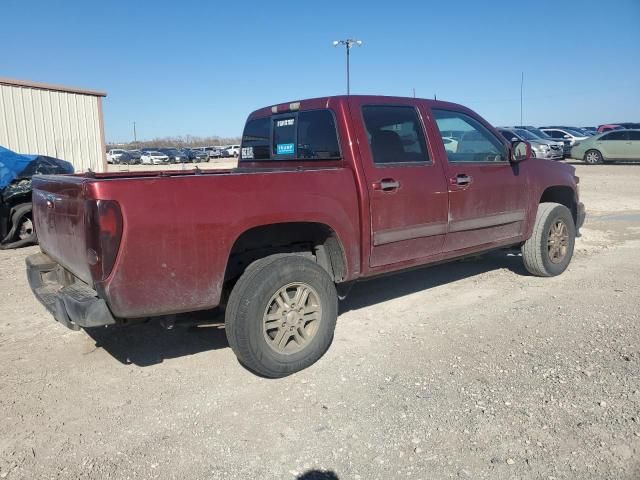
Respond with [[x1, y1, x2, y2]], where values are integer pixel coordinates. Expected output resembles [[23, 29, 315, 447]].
[[276, 118, 295, 128], [241, 147, 254, 159]]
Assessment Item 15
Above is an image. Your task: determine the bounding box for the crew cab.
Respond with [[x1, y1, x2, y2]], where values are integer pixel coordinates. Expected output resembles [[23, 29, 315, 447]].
[[26, 95, 585, 377]]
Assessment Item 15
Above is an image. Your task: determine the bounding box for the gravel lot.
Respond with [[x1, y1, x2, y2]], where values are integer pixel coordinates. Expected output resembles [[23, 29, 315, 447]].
[[1, 162, 639, 479]]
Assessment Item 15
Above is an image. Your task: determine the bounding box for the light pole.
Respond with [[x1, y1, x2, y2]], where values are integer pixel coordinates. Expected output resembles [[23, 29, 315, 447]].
[[333, 39, 363, 95]]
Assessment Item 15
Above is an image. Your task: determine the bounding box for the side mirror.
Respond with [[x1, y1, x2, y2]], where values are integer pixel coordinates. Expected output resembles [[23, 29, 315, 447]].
[[563, 134, 571, 139], [511, 137, 519, 142], [510, 141, 530, 163]]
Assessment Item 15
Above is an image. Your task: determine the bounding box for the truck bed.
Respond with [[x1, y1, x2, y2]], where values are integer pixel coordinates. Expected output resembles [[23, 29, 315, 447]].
[[32, 166, 361, 318]]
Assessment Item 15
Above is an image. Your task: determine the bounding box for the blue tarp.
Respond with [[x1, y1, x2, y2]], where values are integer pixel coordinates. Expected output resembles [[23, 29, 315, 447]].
[[0, 146, 38, 190]]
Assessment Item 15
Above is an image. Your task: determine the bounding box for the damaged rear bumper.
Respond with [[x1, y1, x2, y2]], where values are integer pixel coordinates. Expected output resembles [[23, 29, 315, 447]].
[[26, 252, 116, 330]]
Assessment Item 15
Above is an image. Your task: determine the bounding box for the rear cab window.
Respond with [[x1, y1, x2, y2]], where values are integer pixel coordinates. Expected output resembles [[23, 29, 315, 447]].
[[241, 109, 341, 162]]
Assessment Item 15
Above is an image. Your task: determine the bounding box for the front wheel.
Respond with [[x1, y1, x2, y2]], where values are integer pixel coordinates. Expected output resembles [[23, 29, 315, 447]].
[[584, 149, 603, 165], [522, 202, 576, 277], [225, 254, 338, 378]]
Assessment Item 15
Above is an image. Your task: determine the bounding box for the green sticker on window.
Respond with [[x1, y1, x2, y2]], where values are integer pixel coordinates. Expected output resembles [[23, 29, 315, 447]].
[[276, 143, 295, 155]]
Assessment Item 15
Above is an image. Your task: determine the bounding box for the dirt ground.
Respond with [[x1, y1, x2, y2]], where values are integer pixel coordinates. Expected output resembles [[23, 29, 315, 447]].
[[1, 162, 639, 480]]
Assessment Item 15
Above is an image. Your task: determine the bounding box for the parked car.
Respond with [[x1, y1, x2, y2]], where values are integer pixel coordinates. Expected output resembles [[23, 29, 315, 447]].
[[158, 148, 190, 164], [106, 149, 128, 164], [203, 146, 223, 160], [603, 122, 640, 130], [570, 129, 640, 164], [514, 125, 571, 156], [0, 146, 73, 249], [114, 151, 140, 165], [140, 151, 169, 165], [127, 150, 142, 162], [223, 145, 240, 157], [497, 128, 563, 160], [190, 149, 209, 162], [26, 94, 584, 378], [597, 124, 624, 133], [507, 127, 566, 157], [573, 128, 596, 137], [540, 128, 589, 147]]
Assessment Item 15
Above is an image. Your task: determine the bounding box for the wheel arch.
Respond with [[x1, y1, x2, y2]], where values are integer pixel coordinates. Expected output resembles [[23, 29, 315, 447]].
[[539, 185, 578, 225], [223, 221, 348, 290]]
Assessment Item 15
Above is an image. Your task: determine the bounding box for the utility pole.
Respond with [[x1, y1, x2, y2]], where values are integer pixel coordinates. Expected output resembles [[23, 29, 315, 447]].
[[333, 39, 363, 95], [413, 87, 416, 98], [520, 72, 524, 125], [133, 121, 137, 143]]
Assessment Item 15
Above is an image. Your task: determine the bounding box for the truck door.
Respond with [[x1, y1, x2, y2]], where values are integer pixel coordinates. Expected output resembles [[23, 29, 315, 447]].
[[429, 107, 528, 252], [348, 97, 449, 267]]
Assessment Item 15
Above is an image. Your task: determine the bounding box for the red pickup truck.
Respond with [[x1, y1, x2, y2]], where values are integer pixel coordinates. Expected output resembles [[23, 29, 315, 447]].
[[27, 95, 585, 377]]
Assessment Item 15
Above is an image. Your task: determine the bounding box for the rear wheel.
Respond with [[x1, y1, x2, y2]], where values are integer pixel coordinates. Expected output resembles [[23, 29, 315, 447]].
[[584, 149, 603, 165], [225, 254, 338, 378], [522, 202, 576, 277]]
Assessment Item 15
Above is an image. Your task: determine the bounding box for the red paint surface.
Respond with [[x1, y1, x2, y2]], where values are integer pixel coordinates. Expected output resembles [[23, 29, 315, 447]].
[[32, 96, 580, 319]]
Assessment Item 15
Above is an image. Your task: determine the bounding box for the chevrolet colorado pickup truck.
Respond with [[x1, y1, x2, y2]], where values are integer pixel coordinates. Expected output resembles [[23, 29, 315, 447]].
[[26, 95, 585, 377]]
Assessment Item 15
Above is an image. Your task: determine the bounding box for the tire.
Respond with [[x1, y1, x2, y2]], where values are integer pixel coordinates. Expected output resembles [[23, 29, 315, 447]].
[[225, 254, 338, 378], [584, 149, 603, 165], [522, 202, 576, 277]]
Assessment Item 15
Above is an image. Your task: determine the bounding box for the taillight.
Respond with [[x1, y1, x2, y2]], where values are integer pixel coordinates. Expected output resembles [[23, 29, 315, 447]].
[[85, 200, 123, 282]]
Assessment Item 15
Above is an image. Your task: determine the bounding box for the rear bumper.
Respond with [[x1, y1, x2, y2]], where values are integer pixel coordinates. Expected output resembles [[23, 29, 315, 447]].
[[26, 253, 116, 330]]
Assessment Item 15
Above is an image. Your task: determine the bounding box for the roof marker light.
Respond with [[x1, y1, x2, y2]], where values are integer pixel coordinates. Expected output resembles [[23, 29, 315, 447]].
[[271, 106, 278, 114], [289, 102, 300, 111]]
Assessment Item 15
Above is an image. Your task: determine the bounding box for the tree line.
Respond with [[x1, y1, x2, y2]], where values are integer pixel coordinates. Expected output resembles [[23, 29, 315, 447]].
[[107, 135, 242, 150]]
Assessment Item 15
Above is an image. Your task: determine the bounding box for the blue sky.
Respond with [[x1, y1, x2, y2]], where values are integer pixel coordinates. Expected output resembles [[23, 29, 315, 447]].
[[2, 0, 639, 142]]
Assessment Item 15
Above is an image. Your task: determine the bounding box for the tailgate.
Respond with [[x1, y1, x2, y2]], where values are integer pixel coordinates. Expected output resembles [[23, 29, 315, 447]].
[[32, 175, 93, 284]]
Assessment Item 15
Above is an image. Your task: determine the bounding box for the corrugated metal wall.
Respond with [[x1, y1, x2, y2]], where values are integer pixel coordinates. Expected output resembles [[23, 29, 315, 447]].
[[0, 84, 105, 172]]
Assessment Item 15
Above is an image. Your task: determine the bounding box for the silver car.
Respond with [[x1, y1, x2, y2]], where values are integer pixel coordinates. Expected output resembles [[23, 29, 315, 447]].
[[498, 128, 564, 160]]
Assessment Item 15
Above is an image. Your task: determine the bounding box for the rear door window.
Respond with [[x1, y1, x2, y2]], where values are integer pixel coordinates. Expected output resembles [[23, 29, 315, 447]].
[[628, 131, 640, 141], [361, 106, 430, 164], [604, 131, 628, 141]]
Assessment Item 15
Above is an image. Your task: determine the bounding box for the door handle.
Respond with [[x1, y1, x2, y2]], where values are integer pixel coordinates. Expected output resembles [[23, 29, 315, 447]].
[[450, 174, 473, 186], [373, 178, 400, 192]]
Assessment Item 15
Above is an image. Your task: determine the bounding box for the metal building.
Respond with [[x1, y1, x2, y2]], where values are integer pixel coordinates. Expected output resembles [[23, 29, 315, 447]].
[[0, 77, 107, 173]]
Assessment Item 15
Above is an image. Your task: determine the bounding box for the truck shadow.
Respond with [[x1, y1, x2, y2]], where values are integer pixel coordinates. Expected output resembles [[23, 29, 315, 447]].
[[340, 250, 527, 313], [85, 250, 527, 367], [84, 311, 228, 367]]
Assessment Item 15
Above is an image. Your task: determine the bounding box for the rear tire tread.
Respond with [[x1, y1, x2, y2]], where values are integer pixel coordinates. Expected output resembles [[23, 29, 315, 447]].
[[225, 254, 337, 378]]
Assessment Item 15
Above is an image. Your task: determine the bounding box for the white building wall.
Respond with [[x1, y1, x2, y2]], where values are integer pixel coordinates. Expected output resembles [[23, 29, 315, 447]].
[[0, 82, 106, 173]]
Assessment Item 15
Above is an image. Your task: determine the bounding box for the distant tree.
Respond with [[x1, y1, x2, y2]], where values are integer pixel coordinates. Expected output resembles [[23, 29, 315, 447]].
[[107, 134, 241, 150]]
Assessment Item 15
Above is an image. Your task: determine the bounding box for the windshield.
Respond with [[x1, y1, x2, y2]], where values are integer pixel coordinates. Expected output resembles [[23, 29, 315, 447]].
[[513, 129, 538, 141], [527, 128, 553, 140], [565, 128, 586, 137]]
